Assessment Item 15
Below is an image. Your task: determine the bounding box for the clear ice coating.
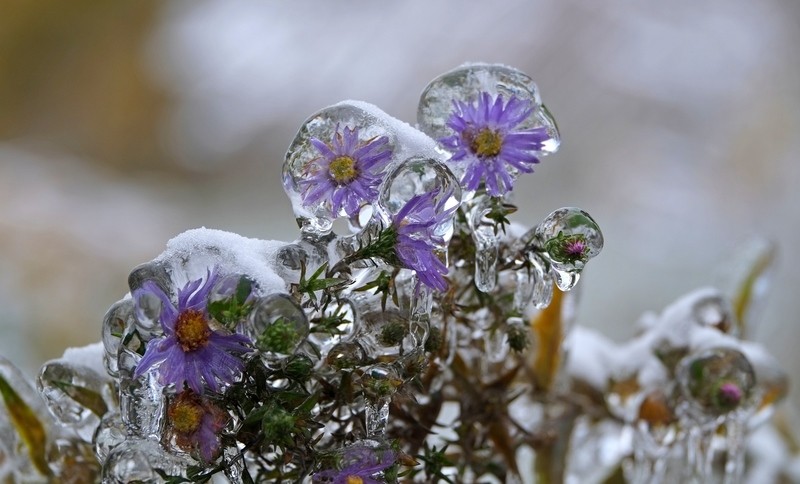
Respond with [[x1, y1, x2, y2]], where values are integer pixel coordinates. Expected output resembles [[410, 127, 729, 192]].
[[353, 302, 412, 359], [47, 437, 100, 483], [534, 207, 603, 291], [361, 364, 400, 438], [284, 101, 444, 238], [677, 347, 756, 421], [648, 348, 757, 484], [36, 360, 109, 441], [117, 313, 164, 440], [469, 195, 500, 292], [417, 63, 560, 198], [248, 293, 309, 357], [93, 412, 127, 462], [373, 155, 461, 230], [101, 438, 186, 483], [6, 62, 793, 484], [102, 298, 134, 378], [514, 250, 553, 311]]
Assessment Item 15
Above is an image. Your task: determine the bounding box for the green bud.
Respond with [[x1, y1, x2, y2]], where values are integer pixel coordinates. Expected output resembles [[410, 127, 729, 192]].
[[283, 354, 314, 382], [256, 317, 300, 354], [544, 232, 590, 265], [424, 327, 442, 353], [379, 320, 408, 347], [262, 406, 295, 445], [507, 324, 529, 353]]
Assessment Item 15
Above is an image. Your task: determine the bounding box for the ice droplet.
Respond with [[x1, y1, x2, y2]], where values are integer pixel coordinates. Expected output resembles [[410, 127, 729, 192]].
[[553, 268, 581, 292], [326, 341, 367, 370], [514, 251, 553, 311], [676, 348, 755, 421], [355, 304, 414, 360], [468, 195, 499, 292], [374, 155, 461, 229], [361, 364, 400, 438], [247, 294, 309, 358], [722, 417, 746, 484], [533, 207, 603, 291], [283, 103, 396, 237]]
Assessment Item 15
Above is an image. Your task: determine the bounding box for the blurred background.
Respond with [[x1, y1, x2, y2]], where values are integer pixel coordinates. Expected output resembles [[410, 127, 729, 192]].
[[1, 0, 798, 409]]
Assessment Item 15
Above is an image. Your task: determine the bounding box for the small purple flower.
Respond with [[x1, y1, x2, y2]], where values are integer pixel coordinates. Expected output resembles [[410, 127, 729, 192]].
[[301, 125, 393, 218], [439, 92, 551, 196], [392, 190, 456, 292], [543, 232, 590, 265], [133, 269, 252, 394], [313, 444, 396, 484], [563, 239, 588, 258], [714, 381, 744, 410], [167, 390, 228, 463]]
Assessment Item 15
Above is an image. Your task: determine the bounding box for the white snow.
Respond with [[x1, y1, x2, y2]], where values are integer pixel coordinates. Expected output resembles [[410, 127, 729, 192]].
[[157, 227, 289, 296], [61, 342, 107, 377]]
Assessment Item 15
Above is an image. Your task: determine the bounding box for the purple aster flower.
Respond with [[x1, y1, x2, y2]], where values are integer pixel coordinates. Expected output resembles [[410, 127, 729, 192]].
[[133, 269, 252, 394], [342, 190, 457, 292], [313, 444, 396, 484], [439, 92, 551, 196], [301, 125, 393, 218], [167, 390, 228, 463], [392, 190, 456, 292]]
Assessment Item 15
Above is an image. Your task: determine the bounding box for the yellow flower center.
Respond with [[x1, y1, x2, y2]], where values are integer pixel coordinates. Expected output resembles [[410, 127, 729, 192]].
[[169, 397, 204, 434], [329, 156, 358, 184], [469, 128, 503, 158], [175, 309, 211, 352], [345, 476, 364, 484]]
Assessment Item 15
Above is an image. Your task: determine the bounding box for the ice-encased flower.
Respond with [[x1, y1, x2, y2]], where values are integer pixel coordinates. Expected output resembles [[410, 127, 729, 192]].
[[167, 390, 228, 463], [439, 92, 551, 196], [301, 125, 393, 218], [313, 444, 396, 484], [133, 270, 251, 394], [392, 190, 456, 292]]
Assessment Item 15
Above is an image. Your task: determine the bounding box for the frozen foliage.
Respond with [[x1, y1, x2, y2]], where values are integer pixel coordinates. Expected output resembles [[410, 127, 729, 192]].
[[0, 63, 793, 484]]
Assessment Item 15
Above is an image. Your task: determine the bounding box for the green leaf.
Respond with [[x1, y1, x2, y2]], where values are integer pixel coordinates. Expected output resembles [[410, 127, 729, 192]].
[[208, 276, 255, 329], [0, 373, 52, 477], [726, 238, 776, 336], [52, 379, 108, 417], [235, 277, 254, 305]]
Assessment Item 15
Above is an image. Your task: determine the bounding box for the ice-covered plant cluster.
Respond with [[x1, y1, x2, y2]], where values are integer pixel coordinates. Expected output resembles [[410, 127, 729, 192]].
[[0, 64, 792, 483]]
